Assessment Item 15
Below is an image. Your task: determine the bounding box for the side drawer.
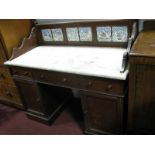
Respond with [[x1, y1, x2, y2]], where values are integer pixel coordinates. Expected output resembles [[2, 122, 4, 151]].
[[12, 67, 32, 79], [80, 76, 126, 95], [33, 70, 79, 88]]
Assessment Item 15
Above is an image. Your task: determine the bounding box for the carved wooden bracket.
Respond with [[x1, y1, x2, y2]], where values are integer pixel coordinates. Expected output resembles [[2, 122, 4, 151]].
[[10, 27, 38, 60]]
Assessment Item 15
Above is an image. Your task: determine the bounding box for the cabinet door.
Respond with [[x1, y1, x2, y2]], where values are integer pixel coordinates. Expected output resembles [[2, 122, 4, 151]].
[[81, 91, 124, 134], [14, 76, 73, 124], [14, 78, 46, 116]]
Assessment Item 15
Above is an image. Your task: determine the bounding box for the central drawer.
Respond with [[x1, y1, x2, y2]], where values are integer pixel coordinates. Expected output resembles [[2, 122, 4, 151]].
[[32, 69, 79, 88]]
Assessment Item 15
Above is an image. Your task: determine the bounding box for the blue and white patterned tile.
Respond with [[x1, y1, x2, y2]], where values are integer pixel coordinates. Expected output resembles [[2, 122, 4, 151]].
[[79, 27, 92, 41], [41, 29, 53, 41], [112, 26, 128, 42], [66, 27, 79, 41], [51, 28, 64, 41], [96, 26, 111, 42]]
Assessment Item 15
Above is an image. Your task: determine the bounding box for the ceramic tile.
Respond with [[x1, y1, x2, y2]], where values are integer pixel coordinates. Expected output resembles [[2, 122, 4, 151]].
[[96, 26, 111, 42], [79, 27, 92, 41], [66, 27, 79, 41], [112, 26, 128, 42], [52, 28, 64, 41], [41, 29, 53, 41]]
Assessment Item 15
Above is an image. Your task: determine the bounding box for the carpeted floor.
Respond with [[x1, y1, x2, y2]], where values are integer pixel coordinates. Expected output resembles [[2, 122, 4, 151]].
[[0, 99, 84, 135]]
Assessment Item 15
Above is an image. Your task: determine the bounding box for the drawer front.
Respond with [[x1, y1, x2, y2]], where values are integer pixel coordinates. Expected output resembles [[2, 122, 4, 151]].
[[12, 67, 32, 79], [0, 84, 21, 104], [33, 70, 79, 88], [33, 69, 125, 95], [80, 76, 125, 95], [0, 66, 14, 85], [11, 67, 126, 95]]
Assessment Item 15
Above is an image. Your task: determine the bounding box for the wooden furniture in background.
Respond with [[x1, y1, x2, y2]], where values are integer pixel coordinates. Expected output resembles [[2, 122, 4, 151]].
[[5, 20, 137, 134], [143, 20, 155, 31], [128, 31, 155, 134], [0, 19, 33, 108]]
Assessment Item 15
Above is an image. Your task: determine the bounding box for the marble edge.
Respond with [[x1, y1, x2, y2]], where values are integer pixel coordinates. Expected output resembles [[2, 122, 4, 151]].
[[4, 61, 128, 80]]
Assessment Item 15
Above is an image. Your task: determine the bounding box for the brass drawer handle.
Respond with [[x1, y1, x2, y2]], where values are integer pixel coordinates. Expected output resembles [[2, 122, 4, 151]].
[[62, 78, 67, 82]]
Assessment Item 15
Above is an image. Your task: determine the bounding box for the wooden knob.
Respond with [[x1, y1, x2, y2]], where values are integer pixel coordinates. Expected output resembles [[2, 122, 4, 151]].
[[23, 72, 29, 75], [87, 81, 93, 87], [14, 70, 18, 74], [62, 78, 67, 82], [107, 84, 112, 90], [36, 97, 41, 102], [40, 74, 44, 79]]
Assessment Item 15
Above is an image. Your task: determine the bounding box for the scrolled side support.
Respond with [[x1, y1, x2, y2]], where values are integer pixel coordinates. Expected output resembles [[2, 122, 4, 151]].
[[10, 27, 38, 60]]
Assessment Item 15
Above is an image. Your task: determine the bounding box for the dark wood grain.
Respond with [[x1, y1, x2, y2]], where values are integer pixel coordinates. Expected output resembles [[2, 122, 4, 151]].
[[11, 65, 128, 131], [11, 67, 127, 96], [130, 31, 155, 57], [80, 90, 127, 134], [14, 77, 72, 124], [128, 30, 155, 134], [0, 20, 33, 108], [143, 20, 155, 31]]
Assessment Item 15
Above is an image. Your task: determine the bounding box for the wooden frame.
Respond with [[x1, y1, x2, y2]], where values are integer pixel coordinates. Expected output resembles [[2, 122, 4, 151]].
[[10, 27, 38, 60], [36, 19, 137, 47]]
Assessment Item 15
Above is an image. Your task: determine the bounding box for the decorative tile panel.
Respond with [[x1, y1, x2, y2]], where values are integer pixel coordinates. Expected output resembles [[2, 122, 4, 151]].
[[41, 29, 53, 41], [66, 27, 79, 41], [96, 27, 111, 42], [112, 26, 128, 42], [51, 28, 64, 41], [79, 27, 92, 41]]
